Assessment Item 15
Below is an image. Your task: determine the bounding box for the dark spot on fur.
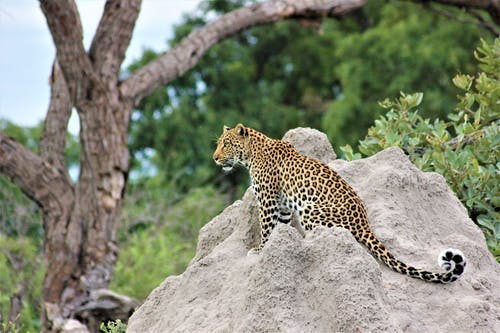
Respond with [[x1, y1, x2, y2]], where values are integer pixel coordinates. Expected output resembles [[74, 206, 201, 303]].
[[453, 265, 464, 275]]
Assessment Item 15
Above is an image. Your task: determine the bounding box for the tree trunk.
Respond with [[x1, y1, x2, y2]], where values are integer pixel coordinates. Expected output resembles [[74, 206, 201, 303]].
[[22, 1, 140, 330], [0, 0, 495, 331], [41, 93, 135, 332]]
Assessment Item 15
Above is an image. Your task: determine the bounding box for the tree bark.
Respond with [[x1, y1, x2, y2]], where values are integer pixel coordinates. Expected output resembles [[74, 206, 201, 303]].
[[0, 0, 496, 331]]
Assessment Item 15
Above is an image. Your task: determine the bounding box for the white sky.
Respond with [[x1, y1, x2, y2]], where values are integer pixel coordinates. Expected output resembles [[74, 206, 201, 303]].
[[0, 0, 201, 134]]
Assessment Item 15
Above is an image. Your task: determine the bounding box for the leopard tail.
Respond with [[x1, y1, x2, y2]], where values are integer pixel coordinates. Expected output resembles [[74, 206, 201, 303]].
[[357, 229, 466, 283]]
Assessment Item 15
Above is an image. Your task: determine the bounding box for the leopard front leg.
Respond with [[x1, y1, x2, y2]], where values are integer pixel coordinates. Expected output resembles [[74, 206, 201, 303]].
[[248, 196, 280, 255]]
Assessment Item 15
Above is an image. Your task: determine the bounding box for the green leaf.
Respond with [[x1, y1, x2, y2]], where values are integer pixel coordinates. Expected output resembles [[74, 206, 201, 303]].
[[378, 98, 393, 109], [447, 113, 460, 122], [407, 92, 424, 109], [477, 215, 496, 234], [452, 74, 473, 91], [340, 144, 362, 161], [386, 131, 401, 145]]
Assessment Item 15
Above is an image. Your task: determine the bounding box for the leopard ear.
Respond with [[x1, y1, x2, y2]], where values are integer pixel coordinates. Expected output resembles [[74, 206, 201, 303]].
[[235, 123, 248, 137], [223, 125, 230, 132]]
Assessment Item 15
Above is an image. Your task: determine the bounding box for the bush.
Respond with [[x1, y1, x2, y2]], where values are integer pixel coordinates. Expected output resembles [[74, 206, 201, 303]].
[[0, 178, 43, 332], [0, 235, 43, 332], [341, 39, 499, 260], [111, 186, 225, 300]]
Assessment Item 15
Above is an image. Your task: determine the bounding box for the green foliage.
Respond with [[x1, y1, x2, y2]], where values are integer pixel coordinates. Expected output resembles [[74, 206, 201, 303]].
[[0, 175, 43, 332], [1, 322, 23, 333], [0, 177, 42, 240], [128, 16, 336, 190], [111, 186, 225, 300], [128, 0, 490, 194], [323, 1, 489, 147], [342, 39, 500, 259], [0, 120, 41, 153], [0, 234, 43, 332], [339, 144, 362, 161], [100, 320, 126, 333]]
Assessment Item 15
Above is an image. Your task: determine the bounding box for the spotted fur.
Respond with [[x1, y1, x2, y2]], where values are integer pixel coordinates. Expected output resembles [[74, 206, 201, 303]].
[[213, 124, 466, 283]]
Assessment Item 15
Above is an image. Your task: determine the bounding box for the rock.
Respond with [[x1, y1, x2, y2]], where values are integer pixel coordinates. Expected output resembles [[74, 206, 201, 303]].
[[76, 289, 141, 331], [61, 320, 90, 333], [127, 129, 500, 333], [282, 127, 336, 164]]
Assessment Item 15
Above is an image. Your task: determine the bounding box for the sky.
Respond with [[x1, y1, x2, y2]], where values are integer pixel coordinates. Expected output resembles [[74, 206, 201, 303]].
[[0, 0, 201, 134]]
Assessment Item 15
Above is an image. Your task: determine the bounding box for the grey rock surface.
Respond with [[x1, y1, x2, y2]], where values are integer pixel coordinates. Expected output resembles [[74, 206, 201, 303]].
[[282, 127, 336, 164], [127, 129, 500, 333]]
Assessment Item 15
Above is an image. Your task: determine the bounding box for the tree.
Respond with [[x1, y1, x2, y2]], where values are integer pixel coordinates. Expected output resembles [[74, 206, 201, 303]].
[[0, 0, 497, 331], [323, 1, 493, 146]]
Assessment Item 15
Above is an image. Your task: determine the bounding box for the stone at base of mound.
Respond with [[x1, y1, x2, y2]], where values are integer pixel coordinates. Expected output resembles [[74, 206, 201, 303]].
[[127, 129, 500, 333]]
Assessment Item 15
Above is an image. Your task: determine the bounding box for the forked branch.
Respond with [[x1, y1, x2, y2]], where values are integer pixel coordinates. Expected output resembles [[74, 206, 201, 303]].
[[89, 0, 142, 87], [39, 0, 100, 103]]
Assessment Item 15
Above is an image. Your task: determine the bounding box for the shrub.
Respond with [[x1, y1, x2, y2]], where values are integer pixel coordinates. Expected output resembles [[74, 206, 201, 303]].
[[111, 186, 225, 299], [341, 39, 499, 260], [0, 177, 43, 332]]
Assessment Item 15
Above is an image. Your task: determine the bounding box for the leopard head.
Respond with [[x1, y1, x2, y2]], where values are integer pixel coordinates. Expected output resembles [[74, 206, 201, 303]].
[[213, 123, 250, 173]]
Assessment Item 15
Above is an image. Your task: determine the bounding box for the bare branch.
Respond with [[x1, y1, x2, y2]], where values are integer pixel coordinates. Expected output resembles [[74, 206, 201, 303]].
[[0, 132, 74, 213], [120, 0, 365, 104], [39, 0, 101, 103], [39, 59, 73, 182], [414, 0, 500, 23], [0, 247, 21, 271], [445, 131, 484, 150], [89, 0, 142, 88], [467, 8, 500, 34], [427, 3, 500, 34]]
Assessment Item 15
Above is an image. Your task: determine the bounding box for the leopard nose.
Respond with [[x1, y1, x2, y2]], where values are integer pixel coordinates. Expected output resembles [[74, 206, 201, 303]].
[[213, 153, 219, 162]]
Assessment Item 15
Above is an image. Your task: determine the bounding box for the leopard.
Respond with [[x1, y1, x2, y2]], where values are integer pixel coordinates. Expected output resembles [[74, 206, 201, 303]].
[[213, 123, 467, 283]]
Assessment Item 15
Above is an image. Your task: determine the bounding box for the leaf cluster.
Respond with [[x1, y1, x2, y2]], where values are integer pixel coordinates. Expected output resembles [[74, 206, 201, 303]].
[[342, 39, 500, 259], [100, 319, 126, 333]]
